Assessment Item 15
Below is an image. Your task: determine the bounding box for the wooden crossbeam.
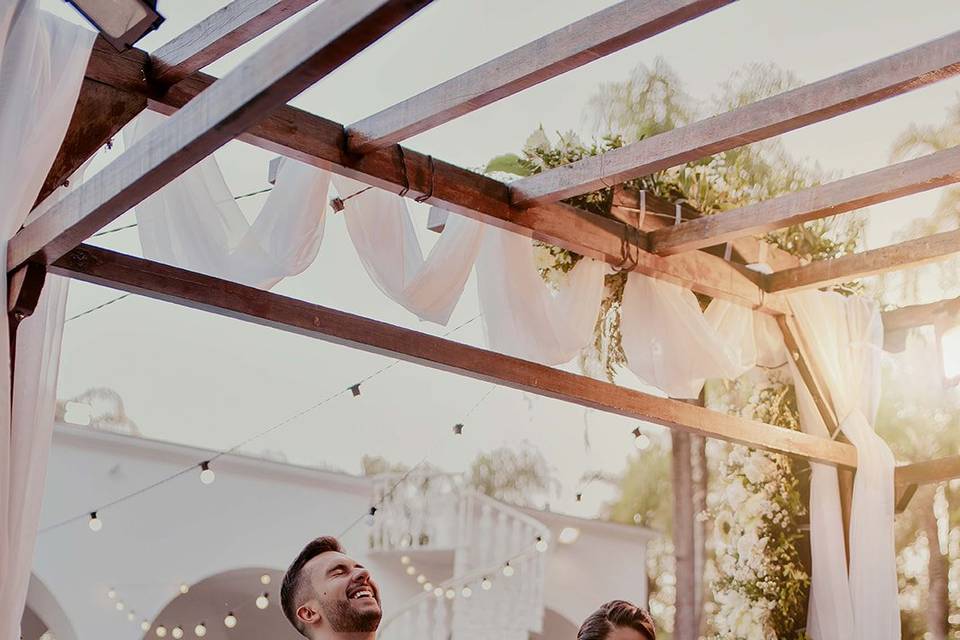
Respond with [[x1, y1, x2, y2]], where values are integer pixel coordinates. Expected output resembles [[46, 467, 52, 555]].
[[48, 244, 855, 468], [650, 145, 960, 255], [150, 0, 322, 85], [884, 297, 960, 333], [9, 0, 433, 271], [38, 0, 323, 207], [765, 226, 960, 294], [508, 31, 960, 207], [344, 0, 732, 154], [32, 53, 786, 314], [894, 456, 960, 511]]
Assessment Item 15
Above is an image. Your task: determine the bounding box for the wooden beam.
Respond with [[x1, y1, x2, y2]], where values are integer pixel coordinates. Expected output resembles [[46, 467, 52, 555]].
[[765, 226, 960, 294], [150, 0, 321, 85], [509, 31, 960, 207], [39, 0, 325, 211], [776, 315, 840, 437], [49, 244, 856, 468], [72, 58, 785, 314], [10, 0, 433, 271], [883, 297, 960, 333], [650, 145, 960, 255], [896, 456, 960, 488], [345, 0, 732, 154]]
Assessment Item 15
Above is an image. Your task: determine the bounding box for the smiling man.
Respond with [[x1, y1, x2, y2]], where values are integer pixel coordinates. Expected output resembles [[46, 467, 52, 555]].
[[577, 600, 656, 640], [280, 536, 382, 639]]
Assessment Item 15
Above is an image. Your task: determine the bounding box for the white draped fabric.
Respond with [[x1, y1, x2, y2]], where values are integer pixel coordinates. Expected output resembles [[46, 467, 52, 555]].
[[330, 174, 484, 325], [788, 289, 899, 640], [620, 274, 765, 398], [128, 111, 331, 289], [475, 227, 606, 365], [0, 4, 94, 638]]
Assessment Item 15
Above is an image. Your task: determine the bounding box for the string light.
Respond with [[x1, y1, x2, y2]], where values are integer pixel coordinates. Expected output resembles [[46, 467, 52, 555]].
[[461, 586, 472, 598], [256, 593, 270, 610], [445, 589, 455, 600], [127, 611, 135, 621], [88, 512, 102, 532], [171, 626, 184, 639], [535, 536, 548, 553], [405, 566, 416, 575], [502, 562, 514, 577], [423, 582, 433, 591], [632, 427, 650, 451], [260, 574, 271, 585], [107, 588, 116, 599], [199, 461, 215, 485], [155, 625, 167, 637], [452, 423, 463, 435], [481, 577, 492, 591], [350, 383, 361, 397], [575, 492, 582, 502], [179, 583, 190, 595], [115, 601, 125, 611], [140, 620, 150, 632], [365, 506, 377, 526], [416, 574, 426, 584], [194, 622, 207, 637], [223, 613, 237, 629], [400, 555, 410, 565], [433, 587, 443, 597]]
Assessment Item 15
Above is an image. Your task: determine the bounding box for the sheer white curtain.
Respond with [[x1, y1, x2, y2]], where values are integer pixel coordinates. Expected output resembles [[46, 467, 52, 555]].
[[128, 111, 331, 289], [330, 174, 484, 325], [620, 274, 764, 398], [476, 226, 606, 365], [0, 4, 94, 637], [788, 289, 899, 640]]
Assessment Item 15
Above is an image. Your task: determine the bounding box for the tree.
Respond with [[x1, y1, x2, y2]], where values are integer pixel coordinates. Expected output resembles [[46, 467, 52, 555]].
[[467, 445, 556, 508]]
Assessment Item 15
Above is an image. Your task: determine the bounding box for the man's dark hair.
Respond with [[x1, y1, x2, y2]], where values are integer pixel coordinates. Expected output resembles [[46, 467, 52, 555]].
[[281, 536, 344, 636], [577, 600, 656, 640]]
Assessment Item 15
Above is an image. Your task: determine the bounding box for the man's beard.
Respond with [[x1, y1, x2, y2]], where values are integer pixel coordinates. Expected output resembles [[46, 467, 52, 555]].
[[322, 599, 382, 633]]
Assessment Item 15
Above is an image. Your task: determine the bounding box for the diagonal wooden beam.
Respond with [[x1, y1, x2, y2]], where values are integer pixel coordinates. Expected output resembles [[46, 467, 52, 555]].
[[49, 244, 855, 468], [649, 145, 960, 255], [508, 31, 960, 207], [57, 58, 786, 314], [38, 0, 324, 209], [9, 0, 433, 271], [150, 0, 322, 85], [765, 226, 960, 294], [345, 0, 733, 154]]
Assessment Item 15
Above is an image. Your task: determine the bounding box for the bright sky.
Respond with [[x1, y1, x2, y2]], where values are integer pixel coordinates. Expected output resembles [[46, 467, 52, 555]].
[[37, 0, 960, 520]]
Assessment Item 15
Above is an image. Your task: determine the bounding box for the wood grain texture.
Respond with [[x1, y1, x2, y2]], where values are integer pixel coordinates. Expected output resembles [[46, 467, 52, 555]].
[[10, 0, 432, 271], [509, 31, 960, 207], [150, 0, 321, 85], [896, 456, 960, 487], [765, 226, 960, 293], [650, 145, 960, 255], [50, 244, 857, 468], [345, 0, 733, 153]]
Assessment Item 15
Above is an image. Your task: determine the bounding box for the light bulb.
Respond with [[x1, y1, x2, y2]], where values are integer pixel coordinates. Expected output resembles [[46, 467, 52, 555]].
[[199, 462, 215, 485], [171, 626, 184, 639], [256, 593, 269, 610], [127, 611, 135, 621], [405, 566, 416, 575], [156, 625, 168, 637], [461, 586, 472, 598], [116, 601, 125, 611], [502, 562, 514, 577], [107, 588, 116, 599], [260, 574, 271, 585], [535, 536, 548, 553], [445, 589, 455, 600], [88, 512, 102, 532], [416, 574, 426, 584], [481, 577, 492, 591], [632, 427, 650, 450], [433, 587, 443, 597], [224, 613, 237, 629], [194, 623, 207, 637], [179, 583, 189, 595], [400, 555, 410, 565], [423, 582, 433, 592], [140, 620, 150, 632]]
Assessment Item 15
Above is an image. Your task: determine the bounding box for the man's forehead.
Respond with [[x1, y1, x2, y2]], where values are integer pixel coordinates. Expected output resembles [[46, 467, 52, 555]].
[[304, 550, 353, 574]]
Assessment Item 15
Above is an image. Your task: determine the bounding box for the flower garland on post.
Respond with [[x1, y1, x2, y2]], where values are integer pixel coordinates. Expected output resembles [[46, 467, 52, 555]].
[[705, 372, 809, 640]]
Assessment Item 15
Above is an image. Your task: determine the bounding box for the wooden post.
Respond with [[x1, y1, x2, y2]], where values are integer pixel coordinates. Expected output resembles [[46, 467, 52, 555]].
[[671, 430, 696, 640]]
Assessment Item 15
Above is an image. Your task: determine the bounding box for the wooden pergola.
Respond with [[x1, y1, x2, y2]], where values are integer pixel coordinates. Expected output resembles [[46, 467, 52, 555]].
[[15, 0, 960, 540]]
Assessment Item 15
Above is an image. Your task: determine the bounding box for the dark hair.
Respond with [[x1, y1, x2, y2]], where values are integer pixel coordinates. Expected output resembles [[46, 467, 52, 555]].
[[577, 600, 656, 640], [281, 536, 345, 636]]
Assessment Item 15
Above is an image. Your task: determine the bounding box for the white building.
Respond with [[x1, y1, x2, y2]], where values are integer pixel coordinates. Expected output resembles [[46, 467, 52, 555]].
[[24, 424, 656, 640]]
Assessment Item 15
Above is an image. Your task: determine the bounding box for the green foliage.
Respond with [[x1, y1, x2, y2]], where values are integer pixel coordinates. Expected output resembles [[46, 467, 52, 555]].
[[467, 445, 556, 507]]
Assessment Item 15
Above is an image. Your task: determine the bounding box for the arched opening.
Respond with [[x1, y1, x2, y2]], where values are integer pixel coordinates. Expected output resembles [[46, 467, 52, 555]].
[[146, 567, 294, 640], [21, 573, 78, 640], [530, 607, 578, 639]]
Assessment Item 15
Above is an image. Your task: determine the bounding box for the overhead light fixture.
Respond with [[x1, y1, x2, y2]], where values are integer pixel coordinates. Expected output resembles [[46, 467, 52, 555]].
[[63, 0, 165, 50], [558, 527, 580, 545]]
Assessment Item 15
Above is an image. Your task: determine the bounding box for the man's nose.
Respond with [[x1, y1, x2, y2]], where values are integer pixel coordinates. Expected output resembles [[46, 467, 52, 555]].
[[352, 566, 371, 583]]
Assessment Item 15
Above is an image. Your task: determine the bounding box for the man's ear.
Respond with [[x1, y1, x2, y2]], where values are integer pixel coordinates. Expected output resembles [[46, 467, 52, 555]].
[[297, 602, 321, 627]]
